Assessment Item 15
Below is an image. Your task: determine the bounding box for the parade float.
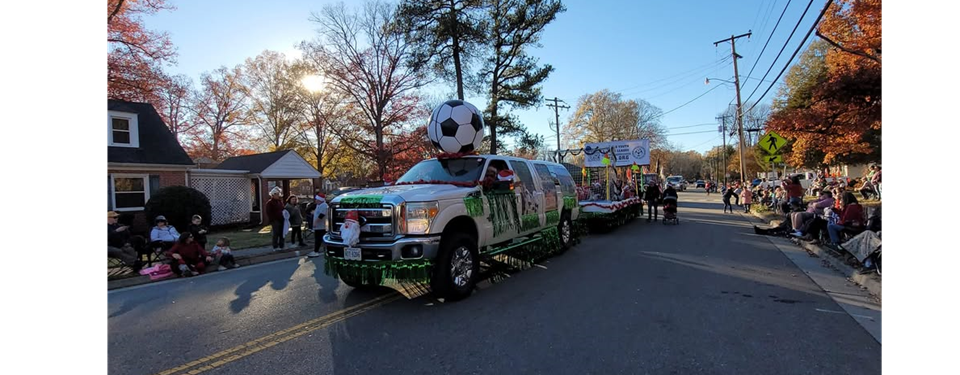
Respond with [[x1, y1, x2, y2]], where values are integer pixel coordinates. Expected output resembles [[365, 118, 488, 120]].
[[557, 139, 651, 229], [322, 100, 582, 300]]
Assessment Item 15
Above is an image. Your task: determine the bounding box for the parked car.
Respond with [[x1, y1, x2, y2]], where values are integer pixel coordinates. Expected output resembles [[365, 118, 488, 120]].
[[696, 180, 705, 188]]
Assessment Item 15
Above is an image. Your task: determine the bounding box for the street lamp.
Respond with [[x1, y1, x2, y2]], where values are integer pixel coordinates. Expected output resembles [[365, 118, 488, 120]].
[[704, 77, 736, 86]]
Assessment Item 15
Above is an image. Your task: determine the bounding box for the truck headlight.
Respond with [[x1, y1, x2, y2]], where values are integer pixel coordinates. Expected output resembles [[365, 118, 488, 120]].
[[402, 202, 439, 234]]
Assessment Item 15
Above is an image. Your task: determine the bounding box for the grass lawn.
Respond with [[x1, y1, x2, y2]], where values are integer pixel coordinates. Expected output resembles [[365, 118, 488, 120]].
[[209, 225, 275, 249]]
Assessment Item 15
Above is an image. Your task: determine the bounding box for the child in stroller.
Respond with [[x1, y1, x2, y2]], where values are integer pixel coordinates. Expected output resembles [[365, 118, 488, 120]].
[[661, 185, 679, 225]]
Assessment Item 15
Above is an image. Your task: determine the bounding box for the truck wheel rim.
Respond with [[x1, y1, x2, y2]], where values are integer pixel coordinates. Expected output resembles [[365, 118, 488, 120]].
[[561, 220, 571, 244], [451, 246, 473, 287]]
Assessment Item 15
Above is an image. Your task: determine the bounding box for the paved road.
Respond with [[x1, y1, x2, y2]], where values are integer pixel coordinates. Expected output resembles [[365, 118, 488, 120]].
[[108, 190, 881, 375]]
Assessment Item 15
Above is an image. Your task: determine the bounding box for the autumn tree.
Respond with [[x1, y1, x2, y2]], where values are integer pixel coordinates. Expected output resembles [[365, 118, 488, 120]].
[[290, 59, 347, 187], [479, 0, 565, 155], [243, 51, 304, 151], [156, 73, 194, 141], [107, 0, 177, 104], [563, 90, 667, 147], [303, 1, 429, 181], [396, 0, 486, 100], [766, 0, 881, 168], [188, 66, 251, 161]]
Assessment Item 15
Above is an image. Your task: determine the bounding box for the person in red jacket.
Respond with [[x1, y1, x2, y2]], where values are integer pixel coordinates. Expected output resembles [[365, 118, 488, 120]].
[[827, 192, 866, 249], [166, 232, 213, 277], [265, 188, 286, 251]]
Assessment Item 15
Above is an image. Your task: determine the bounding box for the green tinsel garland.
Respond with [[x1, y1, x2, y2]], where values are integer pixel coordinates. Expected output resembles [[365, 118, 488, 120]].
[[563, 196, 577, 211], [339, 195, 384, 208], [521, 213, 540, 231], [323, 256, 434, 285], [494, 227, 563, 267], [545, 210, 560, 226], [485, 191, 521, 237], [464, 196, 484, 217]]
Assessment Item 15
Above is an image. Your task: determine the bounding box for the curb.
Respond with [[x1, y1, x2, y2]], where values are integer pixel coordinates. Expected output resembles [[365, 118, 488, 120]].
[[748, 210, 881, 299], [107, 249, 305, 291]]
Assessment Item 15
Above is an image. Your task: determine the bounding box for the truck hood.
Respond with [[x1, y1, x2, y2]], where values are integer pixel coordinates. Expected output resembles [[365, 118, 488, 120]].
[[333, 184, 478, 204]]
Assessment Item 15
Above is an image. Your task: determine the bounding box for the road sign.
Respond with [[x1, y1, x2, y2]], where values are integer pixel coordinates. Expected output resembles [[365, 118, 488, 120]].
[[763, 154, 783, 165], [759, 131, 787, 155]]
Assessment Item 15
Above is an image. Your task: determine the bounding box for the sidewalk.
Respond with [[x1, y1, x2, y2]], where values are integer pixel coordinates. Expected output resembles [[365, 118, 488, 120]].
[[107, 242, 315, 290], [748, 209, 881, 299]]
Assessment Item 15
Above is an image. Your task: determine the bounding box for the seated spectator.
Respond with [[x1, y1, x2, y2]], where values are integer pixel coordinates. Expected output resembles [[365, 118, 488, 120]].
[[826, 192, 866, 250], [788, 191, 835, 237], [841, 229, 881, 274], [150, 215, 180, 251], [165, 232, 212, 277], [108, 211, 143, 271], [211, 237, 238, 270]]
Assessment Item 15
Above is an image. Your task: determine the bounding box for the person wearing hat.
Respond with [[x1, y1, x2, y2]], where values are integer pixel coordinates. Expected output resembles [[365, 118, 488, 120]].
[[150, 215, 180, 251], [108, 211, 142, 271], [266, 187, 286, 251], [307, 194, 329, 258]]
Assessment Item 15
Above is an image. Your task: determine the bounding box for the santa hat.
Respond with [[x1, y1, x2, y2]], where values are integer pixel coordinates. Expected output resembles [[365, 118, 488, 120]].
[[344, 210, 359, 222], [497, 170, 515, 181], [315, 194, 326, 202]]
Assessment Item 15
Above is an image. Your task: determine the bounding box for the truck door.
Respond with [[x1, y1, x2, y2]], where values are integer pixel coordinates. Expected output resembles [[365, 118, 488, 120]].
[[480, 157, 520, 245], [507, 160, 542, 235]]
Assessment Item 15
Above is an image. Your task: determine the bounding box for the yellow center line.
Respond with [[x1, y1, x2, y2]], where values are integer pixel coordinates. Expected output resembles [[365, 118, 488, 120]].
[[151, 292, 402, 375]]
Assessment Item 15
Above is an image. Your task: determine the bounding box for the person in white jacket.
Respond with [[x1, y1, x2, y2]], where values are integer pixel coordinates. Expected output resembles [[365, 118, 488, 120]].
[[307, 194, 329, 258]]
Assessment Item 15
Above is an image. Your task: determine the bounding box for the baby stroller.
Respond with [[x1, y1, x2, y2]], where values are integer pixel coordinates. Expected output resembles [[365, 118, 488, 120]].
[[662, 197, 679, 225]]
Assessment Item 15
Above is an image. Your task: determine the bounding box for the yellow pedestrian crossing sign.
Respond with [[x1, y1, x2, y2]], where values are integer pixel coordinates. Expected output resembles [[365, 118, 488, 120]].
[[763, 154, 783, 165], [759, 131, 787, 155]]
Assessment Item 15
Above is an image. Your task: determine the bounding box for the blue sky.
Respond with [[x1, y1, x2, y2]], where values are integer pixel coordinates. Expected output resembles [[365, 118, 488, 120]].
[[146, 0, 821, 154]]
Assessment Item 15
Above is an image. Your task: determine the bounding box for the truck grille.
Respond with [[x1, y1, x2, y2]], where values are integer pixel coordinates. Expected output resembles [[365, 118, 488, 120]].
[[330, 204, 395, 241]]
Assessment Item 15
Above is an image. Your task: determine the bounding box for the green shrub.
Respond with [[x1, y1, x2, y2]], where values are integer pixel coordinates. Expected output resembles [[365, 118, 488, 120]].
[[145, 186, 212, 232]]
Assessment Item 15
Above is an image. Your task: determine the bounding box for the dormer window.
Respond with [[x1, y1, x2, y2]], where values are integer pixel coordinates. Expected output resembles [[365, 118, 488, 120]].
[[108, 111, 139, 147]]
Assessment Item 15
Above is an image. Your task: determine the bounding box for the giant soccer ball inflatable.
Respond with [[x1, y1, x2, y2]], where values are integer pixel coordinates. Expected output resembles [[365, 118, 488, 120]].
[[427, 100, 484, 154]]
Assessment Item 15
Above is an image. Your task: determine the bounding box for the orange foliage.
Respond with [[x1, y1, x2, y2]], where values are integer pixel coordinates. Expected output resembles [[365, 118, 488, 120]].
[[107, 0, 177, 104]]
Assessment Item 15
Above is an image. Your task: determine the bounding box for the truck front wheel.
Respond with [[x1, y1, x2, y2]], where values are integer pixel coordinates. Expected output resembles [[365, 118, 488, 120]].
[[431, 233, 479, 301]]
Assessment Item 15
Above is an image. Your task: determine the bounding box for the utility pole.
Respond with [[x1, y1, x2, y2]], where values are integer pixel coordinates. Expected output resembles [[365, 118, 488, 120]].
[[715, 31, 751, 184], [545, 97, 570, 163], [716, 115, 727, 187]]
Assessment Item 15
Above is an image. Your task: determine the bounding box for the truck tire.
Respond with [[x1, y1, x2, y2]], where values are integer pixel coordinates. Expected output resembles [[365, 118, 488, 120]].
[[431, 232, 479, 301]]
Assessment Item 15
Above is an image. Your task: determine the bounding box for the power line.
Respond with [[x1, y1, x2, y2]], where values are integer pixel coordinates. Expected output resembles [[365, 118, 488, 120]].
[[690, 134, 721, 150], [744, 0, 834, 114], [619, 59, 732, 97], [742, 0, 815, 104], [665, 129, 717, 136], [743, 0, 793, 87], [659, 84, 725, 117], [666, 122, 716, 130], [614, 55, 731, 94]]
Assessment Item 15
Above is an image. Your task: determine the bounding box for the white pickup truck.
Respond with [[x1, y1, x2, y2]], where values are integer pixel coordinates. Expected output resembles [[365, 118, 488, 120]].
[[323, 155, 580, 300]]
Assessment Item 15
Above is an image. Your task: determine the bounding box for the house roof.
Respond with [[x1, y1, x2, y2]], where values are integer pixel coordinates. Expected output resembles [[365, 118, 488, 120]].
[[215, 150, 291, 173], [108, 100, 194, 166], [215, 150, 320, 179]]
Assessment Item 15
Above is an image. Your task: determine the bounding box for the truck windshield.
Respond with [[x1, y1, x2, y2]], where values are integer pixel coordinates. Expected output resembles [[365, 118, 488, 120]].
[[396, 157, 486, 184]]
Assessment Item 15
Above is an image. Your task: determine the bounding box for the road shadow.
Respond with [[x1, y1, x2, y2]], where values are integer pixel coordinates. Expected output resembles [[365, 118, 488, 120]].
[[229, 259, 301, 313], [309, 256, 341, 303]]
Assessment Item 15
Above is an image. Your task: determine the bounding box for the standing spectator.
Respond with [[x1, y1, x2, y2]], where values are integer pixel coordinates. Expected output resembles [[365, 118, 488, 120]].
[[722, 184, 738, 213], [870, 165, 882, 199], [784, 175, 804, 211], [643, 181, 662, 222], [741, 187, 753, 213], [266, 187, 286, 251], [733, 183, 742, 206], [308, 194, 329, 258], [286, 196, 306, 247], [188, 214, 208, 249]]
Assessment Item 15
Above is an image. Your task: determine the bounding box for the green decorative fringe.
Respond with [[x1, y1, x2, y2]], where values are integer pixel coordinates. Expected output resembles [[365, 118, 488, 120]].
[[521, 213, 540, 231], [545, 210, 560, 226], [464, 196, 484, 217], [563, 196, 577, 211], [323, 256, 433, 285], [486, 191, 521, 237], [339, 195, 384, 208], [488, 227, 563, 269]]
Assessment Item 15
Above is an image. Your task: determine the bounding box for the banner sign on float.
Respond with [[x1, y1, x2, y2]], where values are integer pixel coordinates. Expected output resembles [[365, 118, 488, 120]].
[[583, 139, 650, 167]]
